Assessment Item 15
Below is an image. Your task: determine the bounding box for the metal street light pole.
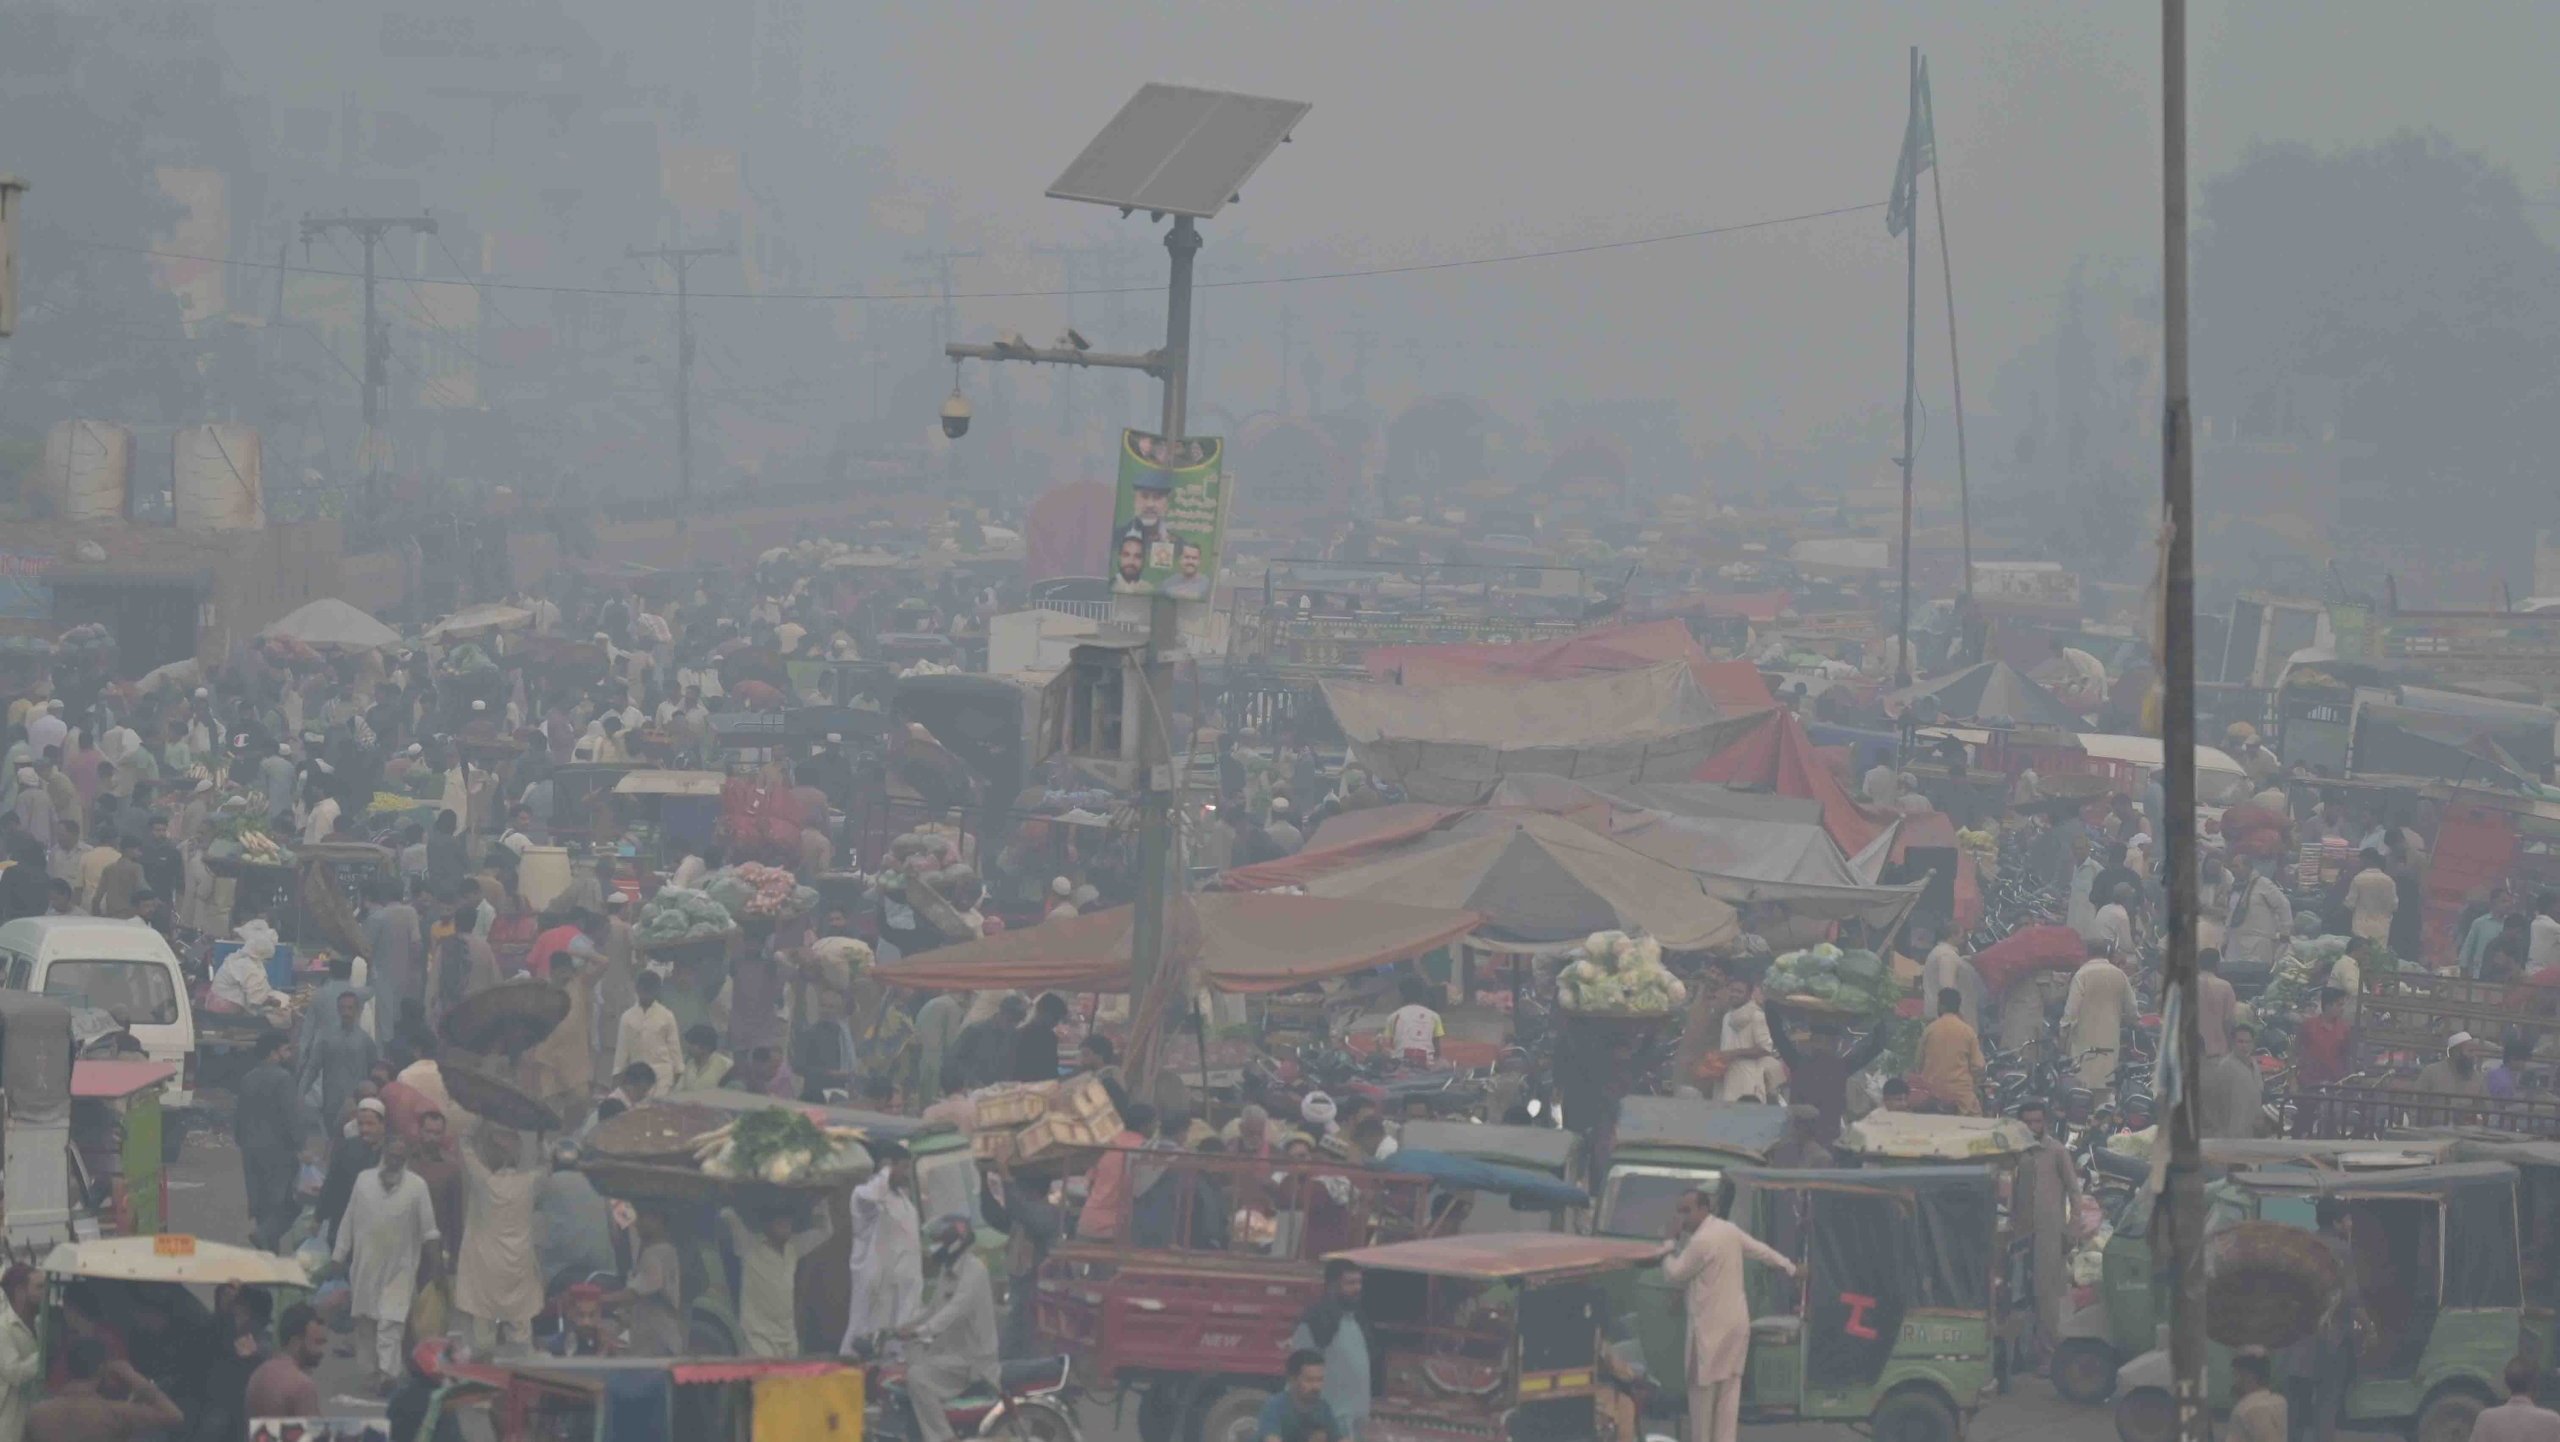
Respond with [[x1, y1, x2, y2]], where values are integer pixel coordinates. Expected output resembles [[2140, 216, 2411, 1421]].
[[2158, 7, 2208, 1442]]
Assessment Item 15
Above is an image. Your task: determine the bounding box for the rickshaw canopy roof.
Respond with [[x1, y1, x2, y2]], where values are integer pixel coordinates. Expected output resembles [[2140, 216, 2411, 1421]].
[[2233, 1159, 2516, 1198], [1729, 1164, 1997, 1195], [1397, 1120, 1578, 1174], [0, 992, 72, 1127], [1326, 1233, 1667, 1280], [1612, 1097, 1790, 1161], [1836, 1110, 2034, 1160], [45, 1235, 308, 1286], [71, 1059, 177, 1099], [613, 770, 727, 797], [2442, 1137, 2560, 1171]]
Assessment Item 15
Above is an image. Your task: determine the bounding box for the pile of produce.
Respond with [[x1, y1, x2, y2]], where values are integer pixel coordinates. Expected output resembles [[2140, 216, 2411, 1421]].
[[693, 1107, 866, 1185], [635, 887, 738, 945], [702, 862, 819, 921], [208, 811, 292, 867], [1556, 930, 1688, 1015], [1761, 943, 1904, 1021]]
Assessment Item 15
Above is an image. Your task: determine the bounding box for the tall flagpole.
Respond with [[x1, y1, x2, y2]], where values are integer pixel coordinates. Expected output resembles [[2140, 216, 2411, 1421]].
[[1929, 128, 1973, 599], [1894, 44, 1920, 690]]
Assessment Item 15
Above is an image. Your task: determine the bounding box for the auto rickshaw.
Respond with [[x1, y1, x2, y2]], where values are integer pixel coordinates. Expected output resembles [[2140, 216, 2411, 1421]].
[[69, 1058, 176, 1235], [2441, 1137, 2560, 1390], [1592, 1097, 1788, 1241], [2106, 1161, 2523, 1442], [1330, 1233, 1670, 1442], [1621, 1166, 1999, 1442], [2051, 1137, 2458, 1405], [41, 1233, 309, 1419]]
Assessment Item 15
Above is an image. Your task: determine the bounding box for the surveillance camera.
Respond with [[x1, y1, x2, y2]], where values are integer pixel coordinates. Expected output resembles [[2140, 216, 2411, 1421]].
[[940, 388, 972, 440]]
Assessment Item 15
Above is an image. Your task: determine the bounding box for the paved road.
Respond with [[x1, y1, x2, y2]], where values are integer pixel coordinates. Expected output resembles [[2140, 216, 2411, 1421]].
[[166, 1129, 2146, 1439]]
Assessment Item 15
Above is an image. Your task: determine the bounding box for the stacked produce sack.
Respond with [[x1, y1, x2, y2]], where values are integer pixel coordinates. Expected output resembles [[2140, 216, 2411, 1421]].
[[1556, 930, 1689, 1015], [717, 776, 811, 862]]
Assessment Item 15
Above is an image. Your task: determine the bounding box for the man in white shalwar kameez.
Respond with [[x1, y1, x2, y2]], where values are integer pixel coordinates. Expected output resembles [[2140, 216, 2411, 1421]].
[[1715, 986, 1785, 1104], [2061, 944, 2137, 1093], [333, 1139, 442, 1389], [1662, 1186, 1796, 1442], [455, 1128, 546, 1356], [838, 1150, 923, 1355]]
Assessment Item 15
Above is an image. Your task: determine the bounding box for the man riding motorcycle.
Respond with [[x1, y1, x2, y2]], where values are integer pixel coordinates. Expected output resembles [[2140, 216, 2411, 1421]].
[[896, 1213, 998, 1442]]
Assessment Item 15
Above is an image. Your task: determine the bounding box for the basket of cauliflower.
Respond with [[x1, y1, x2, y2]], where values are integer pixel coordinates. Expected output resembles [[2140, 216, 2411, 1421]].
[[1761, 943, 1905, 1022], [1555, 930, 1690, 1019]]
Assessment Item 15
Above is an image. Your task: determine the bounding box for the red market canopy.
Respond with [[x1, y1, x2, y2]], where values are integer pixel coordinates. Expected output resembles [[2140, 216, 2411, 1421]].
[[872, 892, 1480, 994], [1690, 707, 1887, 855]]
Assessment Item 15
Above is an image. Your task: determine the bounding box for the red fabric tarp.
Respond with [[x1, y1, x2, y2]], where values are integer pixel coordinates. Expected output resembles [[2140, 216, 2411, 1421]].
[[872, 892, 1480, 994], [1689, 708, 1885, 855], [1362, 618, 1774, 713], [1971, 924, 2088, 994]]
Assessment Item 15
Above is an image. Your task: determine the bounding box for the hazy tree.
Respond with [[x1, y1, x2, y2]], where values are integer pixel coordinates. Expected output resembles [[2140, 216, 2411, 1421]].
[[2194, 132, 2560, 552]]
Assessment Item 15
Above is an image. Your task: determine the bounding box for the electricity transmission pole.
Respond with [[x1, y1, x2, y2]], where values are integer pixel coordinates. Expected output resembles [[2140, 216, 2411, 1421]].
[[2158, 6, 2208, 1442], [301, 213, 436, 518], [627, 242, 735, 506]]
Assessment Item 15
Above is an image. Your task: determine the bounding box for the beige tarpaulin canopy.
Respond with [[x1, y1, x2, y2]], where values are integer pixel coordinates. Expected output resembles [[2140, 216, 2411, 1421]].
[[1233, 809, 1738, 952], [261, 597, 400, 650], [1320, 661, 1759, 804], [872, 891, 1482, 994]]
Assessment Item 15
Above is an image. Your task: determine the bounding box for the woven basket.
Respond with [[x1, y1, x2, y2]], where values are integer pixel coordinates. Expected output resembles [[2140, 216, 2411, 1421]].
[[2206, 1221, 2344, 1349], [441, 1060, 563, 1135]]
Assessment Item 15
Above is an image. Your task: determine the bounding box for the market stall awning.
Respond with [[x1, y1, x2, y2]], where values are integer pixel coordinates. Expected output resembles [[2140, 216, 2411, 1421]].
[[1321, 661, 1760, 805], [1362, 618, 1775, 714], [424, 603, 535, 641], [1231, 809, 1737, 951], [261, 597, 400, 650], [873, 892, 1480, 994], [1886, 660, 2084, 728]]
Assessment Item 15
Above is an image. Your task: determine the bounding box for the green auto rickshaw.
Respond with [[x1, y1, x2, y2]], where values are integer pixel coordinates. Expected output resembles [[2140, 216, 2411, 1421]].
[[2108, 1161, 2522, 1442], [1622, 1165, 1998, 1442], [2051, 1137, 2458, 1405]]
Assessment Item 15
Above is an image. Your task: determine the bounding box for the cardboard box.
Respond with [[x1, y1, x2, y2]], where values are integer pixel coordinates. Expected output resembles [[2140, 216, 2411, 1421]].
[[1053, 1073, 1117, 1123], [972, 1129, 1018, 1165], [972, 1084, 1051, 1129]]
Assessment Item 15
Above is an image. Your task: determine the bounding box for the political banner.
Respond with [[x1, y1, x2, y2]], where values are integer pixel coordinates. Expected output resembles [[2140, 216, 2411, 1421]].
[[1110, 429, 1227, 601]]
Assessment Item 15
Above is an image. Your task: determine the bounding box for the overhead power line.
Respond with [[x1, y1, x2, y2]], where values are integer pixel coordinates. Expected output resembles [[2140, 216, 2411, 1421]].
[[69, 200, 1886, 305]]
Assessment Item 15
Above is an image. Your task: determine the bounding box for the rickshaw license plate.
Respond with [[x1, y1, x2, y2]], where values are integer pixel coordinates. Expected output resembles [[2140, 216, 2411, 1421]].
[[154, 1235, 197, 1257]]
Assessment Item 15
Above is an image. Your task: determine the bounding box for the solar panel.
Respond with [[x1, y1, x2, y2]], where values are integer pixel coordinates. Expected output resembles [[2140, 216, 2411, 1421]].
[[1047, 84, 1312, 220]]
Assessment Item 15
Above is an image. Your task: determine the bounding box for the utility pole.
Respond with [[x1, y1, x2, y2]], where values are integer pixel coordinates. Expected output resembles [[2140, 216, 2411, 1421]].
[[626, 242, 735, 507], [1892, 46, 1922, 690], [2157, 6, 2207, 1442], [301, 213, 437, 519], [948, 83, 1308, 1057]]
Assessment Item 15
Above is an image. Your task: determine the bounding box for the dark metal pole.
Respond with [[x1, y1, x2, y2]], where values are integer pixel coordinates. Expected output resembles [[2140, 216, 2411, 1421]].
[[1131, 216, 1201, 1006], [2158, 6, 2208, 1442], [1894, 45, 1920, 690]]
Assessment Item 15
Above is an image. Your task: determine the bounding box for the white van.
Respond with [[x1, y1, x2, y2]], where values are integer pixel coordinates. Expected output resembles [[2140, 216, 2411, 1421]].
[[0, 917, 197, 1109]]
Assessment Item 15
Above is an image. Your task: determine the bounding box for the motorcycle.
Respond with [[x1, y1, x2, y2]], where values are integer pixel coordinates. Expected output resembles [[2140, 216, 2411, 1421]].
[[846, 1333, 1082, 1442]]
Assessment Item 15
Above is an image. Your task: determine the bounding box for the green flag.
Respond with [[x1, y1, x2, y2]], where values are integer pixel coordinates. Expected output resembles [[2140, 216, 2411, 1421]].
[[1886, 55, 1936, 238]]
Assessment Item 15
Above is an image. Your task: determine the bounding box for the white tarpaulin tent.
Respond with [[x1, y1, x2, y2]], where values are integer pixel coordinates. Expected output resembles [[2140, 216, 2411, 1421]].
[[260, 598, 399, 650], [1321, 661, 1758, 804]]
